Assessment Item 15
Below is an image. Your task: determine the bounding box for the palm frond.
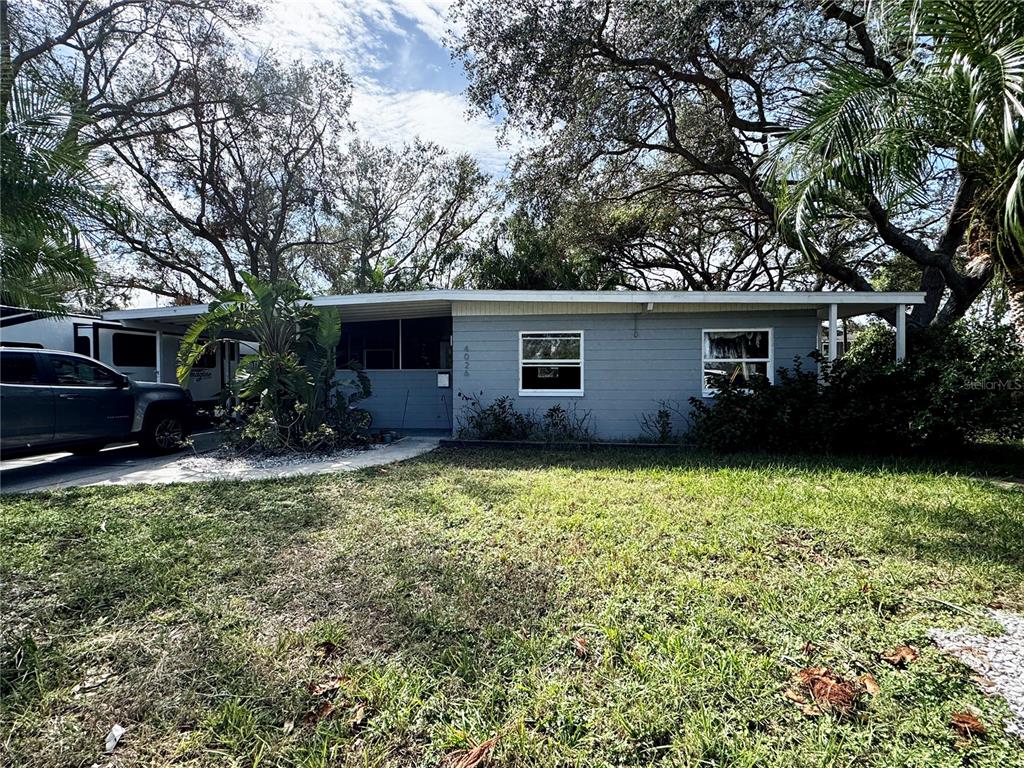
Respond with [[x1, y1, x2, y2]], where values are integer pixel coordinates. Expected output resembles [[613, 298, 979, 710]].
[[772, 0, 1024, 286], [0, 78, 129, 312]]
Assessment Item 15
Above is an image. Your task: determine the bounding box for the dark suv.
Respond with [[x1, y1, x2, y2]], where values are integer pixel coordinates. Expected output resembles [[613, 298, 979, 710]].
[[0, 349, 194, 458]]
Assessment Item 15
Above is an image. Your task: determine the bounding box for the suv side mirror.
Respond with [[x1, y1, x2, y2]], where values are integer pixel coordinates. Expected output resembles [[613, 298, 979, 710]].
[[117, 373, 131, 388]]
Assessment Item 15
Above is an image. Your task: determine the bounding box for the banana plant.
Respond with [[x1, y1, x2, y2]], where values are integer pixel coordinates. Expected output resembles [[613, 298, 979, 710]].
[[178, 273, 370, 443]]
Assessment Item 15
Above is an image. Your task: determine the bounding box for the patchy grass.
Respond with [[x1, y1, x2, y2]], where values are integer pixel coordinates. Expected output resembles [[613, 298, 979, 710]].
[[1, 448, 1022, 766]]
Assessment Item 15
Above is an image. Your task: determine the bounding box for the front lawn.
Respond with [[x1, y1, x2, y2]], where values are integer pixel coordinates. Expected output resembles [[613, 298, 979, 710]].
[[2, 449, 1022, 766]]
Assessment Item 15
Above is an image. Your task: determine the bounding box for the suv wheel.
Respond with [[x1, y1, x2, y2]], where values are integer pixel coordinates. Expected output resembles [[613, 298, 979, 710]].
[[141, 411, 188, 454]]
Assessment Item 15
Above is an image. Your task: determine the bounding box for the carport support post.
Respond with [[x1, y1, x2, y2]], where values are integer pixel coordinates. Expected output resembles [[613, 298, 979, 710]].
[[895, 303, 906, 362], [155, 330, 164, 382], [827, 303, 838, 363]]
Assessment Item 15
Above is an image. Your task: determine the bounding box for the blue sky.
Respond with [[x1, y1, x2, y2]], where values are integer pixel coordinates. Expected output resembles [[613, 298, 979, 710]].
[[250, 0, 516, 175]]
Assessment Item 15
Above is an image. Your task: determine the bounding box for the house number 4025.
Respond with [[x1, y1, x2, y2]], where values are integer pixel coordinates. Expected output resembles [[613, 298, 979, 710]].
[[463, 345, 470, 378]]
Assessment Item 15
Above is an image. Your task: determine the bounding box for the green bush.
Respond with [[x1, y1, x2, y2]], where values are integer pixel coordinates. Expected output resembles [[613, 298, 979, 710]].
[[457, 394, 594, 442], [539, 403, 594, 442], [638, 405, 679, 442], [688, 320, 1024, 455], [180, 272, 373, 454]]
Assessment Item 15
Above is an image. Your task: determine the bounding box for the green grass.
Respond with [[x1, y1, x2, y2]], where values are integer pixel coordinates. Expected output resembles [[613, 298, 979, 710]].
[[2, 448, 1022, 766]]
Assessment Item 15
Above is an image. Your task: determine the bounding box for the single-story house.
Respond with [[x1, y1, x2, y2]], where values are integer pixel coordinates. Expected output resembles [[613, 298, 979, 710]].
[[103, 290, 924, 440]]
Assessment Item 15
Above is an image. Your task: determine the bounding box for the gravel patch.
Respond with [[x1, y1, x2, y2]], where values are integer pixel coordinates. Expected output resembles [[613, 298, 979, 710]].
[[929, 610, 1024, 739], [174, 443, 384, 476]]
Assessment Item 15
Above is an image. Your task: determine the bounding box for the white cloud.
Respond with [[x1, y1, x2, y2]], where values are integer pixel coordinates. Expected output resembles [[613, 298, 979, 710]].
[[250, 0, 451, 74], [246, 2, 517, 175], [351, 87, 521, 176], [383, 0, 452, 42]]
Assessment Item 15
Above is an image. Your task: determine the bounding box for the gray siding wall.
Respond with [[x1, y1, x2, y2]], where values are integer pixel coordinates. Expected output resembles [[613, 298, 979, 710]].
[[347, 369, 454, 431], [452, 311, 819, 439]]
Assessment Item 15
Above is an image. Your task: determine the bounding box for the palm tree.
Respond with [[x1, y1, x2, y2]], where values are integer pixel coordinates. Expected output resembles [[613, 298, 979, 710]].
[[774, 0, 1024, 335], [0, 82, 122, 311]]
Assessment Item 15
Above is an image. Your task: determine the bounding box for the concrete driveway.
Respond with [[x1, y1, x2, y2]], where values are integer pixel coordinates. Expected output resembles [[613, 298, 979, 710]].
[[1, 431, 223, 494], [1, 433, 440, 494]]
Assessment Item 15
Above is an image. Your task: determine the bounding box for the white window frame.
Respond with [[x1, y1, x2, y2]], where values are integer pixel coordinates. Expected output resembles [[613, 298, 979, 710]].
[[701, 327, 774, 397], [518, 330, 584, 397]]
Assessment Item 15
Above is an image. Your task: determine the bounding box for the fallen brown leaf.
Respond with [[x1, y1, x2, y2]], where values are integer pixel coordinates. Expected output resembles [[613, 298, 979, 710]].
[[778, 692, 811, 708], [572, 636, 589, 659], [445, 735, 498, 768], [858, 673, 880, 696], [308, 675, 348, 696], [881, 644, 918, 668], [790, 667, 865, 717], [782, 687, 822, 715], [304, 700, 336, 726], [783, 688, 808, 705], [350, 703, 367, 728], [951, 711, 986, 739], [801, 641, 818, 656]]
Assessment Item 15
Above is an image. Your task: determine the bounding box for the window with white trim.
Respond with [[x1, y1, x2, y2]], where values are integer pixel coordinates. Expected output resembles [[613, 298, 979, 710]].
[[702, 329, 773, 396], [519, 331, 583, 395]]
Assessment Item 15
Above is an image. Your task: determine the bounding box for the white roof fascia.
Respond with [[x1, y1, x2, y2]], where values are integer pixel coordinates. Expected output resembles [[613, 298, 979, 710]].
[[311, 289, 926, 306], [104, 290, 926, 323]]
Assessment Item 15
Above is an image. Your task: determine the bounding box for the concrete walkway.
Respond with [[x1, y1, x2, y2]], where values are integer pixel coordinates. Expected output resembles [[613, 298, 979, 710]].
[[0, 434, 440, 494]]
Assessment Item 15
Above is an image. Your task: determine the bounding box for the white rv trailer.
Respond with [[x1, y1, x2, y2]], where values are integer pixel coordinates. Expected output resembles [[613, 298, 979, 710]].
[[0, 306, 245, 403]]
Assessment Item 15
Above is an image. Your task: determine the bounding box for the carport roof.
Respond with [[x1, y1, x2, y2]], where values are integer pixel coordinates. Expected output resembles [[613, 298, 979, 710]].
[[102, 289, 926, 327]]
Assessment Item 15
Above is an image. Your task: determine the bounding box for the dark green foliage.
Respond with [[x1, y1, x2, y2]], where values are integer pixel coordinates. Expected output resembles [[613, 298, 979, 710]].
[[457, 393, 594, 442], [454, 0, 1024, 326], [639, 407, 677, 443], [774, 0, 1024, 331], [457, 394, 536, 440], [464, 208, 621, 290], [689, 321, 1024, 455], [539, 403, 594, 442], [687, 358, 828, 453]]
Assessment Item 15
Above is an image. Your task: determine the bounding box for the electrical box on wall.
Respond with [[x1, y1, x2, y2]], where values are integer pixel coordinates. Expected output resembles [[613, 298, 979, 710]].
[[437, 372, 451, 388]]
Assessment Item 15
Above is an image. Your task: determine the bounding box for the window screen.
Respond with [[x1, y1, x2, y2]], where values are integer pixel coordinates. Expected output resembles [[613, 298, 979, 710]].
[[194, 347, 217, 369], [401, 316, 452, 369], [337, 320, 399, 369], [112, 333, 156, 367]]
